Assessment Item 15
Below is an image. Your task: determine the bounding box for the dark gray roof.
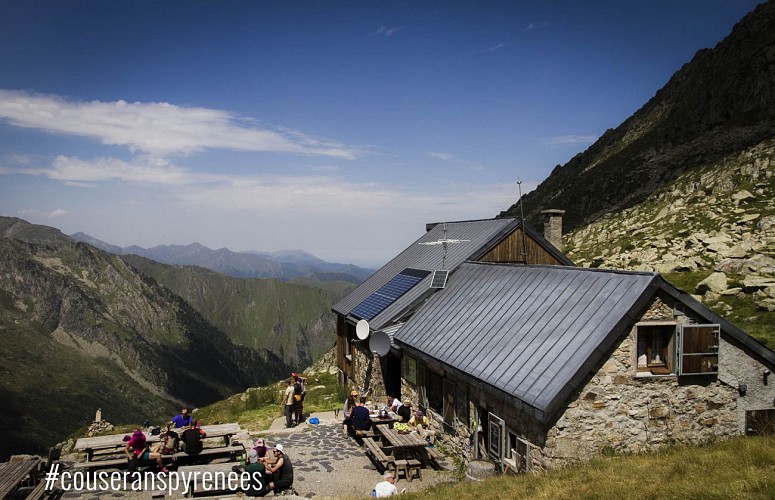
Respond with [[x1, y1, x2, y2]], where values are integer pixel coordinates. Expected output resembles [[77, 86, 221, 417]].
[[394, 263, 658, 421], [332, 218, 525, 330], [394, 262, 775, 422]]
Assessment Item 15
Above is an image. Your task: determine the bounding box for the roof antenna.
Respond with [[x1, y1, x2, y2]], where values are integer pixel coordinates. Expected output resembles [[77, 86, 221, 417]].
[[419, 221, 469, 288], [517, 178, 528, 264]]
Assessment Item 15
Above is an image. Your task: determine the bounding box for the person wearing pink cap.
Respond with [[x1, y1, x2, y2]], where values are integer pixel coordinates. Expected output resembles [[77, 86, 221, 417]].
[[124, 429, 167, 473]]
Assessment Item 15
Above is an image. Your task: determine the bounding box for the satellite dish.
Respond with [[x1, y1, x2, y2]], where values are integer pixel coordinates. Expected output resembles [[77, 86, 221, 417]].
[[356, 319, 370, 340], [370, 331, 391, 356]]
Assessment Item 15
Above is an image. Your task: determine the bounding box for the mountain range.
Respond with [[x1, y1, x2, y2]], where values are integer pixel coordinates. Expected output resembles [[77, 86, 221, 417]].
[[0, 216, 353, 459], [70, 233, 373, 284]]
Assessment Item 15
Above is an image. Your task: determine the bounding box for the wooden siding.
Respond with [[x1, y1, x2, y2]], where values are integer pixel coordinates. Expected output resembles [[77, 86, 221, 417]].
[[478, 228, 563, 265], [336, 314, 355, 380]]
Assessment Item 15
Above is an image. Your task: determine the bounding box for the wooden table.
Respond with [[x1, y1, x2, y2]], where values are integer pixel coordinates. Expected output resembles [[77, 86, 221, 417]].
[[75, 423, 242, 462], [368, 412, 401, 427], [375, 427, 438, 469], [0, 458, 42, 499]]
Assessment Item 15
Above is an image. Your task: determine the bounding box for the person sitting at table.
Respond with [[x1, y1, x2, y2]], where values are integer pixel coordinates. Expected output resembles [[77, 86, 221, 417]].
[[342, 389, 358, 438], [125, 429, 168, 473], [170, 406, 192, 428], [372, 470, 398, 497], [350, 397, 372, 436], [396, 399, 413, 423], [181, 420, 206, 455], [408, 410, 436, 444], [266, 444, 294, 496], [232, 448, 269, 497], [386, 394, 400, 412]]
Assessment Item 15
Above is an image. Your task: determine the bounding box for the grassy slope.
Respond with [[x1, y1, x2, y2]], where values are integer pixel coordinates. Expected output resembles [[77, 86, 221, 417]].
[[193, 371, 347, 432], [395, 436, 775, 500]]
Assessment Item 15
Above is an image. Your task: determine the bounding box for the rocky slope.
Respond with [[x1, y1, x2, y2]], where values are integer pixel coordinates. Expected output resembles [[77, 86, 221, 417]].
[[501, 1, 775, 232], [564, 140, 775, 345]]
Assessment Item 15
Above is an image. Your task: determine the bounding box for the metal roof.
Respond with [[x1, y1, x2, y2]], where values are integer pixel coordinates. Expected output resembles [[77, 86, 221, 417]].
[[394, 262, 658, 421], [332, 218, 525, 330]]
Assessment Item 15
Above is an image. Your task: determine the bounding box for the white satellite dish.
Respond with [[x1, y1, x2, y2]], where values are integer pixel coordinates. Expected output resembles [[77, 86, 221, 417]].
[[356, 319, 370, 340], [370, 331, 391, 356]]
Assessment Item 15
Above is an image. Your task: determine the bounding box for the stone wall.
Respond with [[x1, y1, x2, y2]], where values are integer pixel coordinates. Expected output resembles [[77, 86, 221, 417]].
[[350, 343, 387, 398]]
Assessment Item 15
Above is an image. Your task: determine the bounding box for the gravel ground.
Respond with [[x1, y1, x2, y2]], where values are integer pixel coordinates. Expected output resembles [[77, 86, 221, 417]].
[[54, 411, 457, 499]]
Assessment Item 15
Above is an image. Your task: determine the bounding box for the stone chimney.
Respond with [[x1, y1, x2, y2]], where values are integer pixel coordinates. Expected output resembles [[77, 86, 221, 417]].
[[541, 209, 565, 252]]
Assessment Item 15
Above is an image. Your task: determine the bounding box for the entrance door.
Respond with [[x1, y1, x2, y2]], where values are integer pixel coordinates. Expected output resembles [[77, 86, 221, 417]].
[[384, 354, 402, 399]]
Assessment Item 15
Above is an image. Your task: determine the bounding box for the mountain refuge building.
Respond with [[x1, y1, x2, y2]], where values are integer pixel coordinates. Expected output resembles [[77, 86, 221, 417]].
[[331, 216, 775, 471]]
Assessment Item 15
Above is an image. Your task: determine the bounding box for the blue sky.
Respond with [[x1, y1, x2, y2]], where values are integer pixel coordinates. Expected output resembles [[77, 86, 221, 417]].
[[0, 0, 761, 266]]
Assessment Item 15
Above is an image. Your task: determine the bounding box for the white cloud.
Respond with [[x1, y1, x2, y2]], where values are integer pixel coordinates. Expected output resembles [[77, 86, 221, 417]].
[[481, 42, 507, 53], [17, 208, 69, 218], [525, 22, 549, 31], [426, 151, 486, 172], [0, 89, 358, 159], [540, 134, 598, 146], [426, 152, 456, 162], [370, 25, 405, 37]]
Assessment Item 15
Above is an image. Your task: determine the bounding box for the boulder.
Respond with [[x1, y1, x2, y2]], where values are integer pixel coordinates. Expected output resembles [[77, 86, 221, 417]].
[[743, 275, 775, 292], [696, 272, 728, 294], [731, 190, 755, 202], [757, 215, 775, 232]]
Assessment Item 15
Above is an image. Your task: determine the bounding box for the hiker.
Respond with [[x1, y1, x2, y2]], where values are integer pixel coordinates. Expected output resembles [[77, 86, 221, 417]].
[[170, 407, 192, 428], [281, 379, 296, 428], [396, 399, 413, 423], [409, 409, 436, 444], [232, 448, 269, 497], [266, 444, 294, 495], [292, 373, 306, 425], [181, 420, 206, 455], [372, 470, 398, 497], [350, 397, 372, 435], [342, 389, 358, 438], [125, 429, 168, 473]]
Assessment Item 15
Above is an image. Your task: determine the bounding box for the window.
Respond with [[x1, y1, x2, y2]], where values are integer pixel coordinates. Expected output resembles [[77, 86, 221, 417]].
[[636, 324, 676, 375], [443, 379, 455, 430], [679, 324, 719, 375], [344, 336, 352, 362], [502, 431, 532, 473], [488, 412, 505, 460], [455, 384, 469, 426], [426, 370, 443, 414]]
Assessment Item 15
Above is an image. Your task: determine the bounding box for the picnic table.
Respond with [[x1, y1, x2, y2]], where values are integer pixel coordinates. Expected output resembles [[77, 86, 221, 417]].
[[0, 458, 42, 499], [75, 423, 242, 462], [375, 426, 441, 471]]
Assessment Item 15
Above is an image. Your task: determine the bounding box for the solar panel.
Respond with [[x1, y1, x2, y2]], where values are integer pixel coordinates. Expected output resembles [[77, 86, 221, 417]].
[[351, 268, 431, 320], [430, 270, 449, 289]]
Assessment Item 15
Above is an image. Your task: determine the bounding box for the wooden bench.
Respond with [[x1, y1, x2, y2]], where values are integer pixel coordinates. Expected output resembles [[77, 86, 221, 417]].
[[0, 459, 42, 500], [75, 423, 242, 462], [24, 480, 47, 500], [73, 445, 245, 471], [363, 439, 393, 473], [355, 429, 378, 439]]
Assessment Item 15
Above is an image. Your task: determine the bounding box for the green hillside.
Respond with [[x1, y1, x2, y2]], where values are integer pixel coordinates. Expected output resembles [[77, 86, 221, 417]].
[[122, 255, 355, 369]]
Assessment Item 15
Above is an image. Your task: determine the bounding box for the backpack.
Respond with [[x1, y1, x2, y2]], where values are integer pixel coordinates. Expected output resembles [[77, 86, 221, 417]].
[[160, 431, 179, 454], [293, 381, 304, 401]]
